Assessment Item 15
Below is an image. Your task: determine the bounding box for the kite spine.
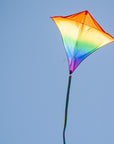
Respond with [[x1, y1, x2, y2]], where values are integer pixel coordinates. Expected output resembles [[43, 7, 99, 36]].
[[63, 75, 72, 144]]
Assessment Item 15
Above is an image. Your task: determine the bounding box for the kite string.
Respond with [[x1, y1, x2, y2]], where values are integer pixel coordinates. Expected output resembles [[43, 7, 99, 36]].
[[63, 75, 72, 144]]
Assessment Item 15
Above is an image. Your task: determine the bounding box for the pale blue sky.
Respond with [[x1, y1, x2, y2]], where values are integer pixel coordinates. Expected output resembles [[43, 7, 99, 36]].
[[0, 0, 114, 144]]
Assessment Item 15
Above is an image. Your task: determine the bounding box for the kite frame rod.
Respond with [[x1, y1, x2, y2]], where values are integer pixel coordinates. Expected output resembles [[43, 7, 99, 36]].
[[63, 75, 72, 144]]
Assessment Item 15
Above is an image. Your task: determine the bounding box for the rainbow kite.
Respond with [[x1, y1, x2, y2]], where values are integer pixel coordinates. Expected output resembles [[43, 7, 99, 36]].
[[51, 10, 114, 144]]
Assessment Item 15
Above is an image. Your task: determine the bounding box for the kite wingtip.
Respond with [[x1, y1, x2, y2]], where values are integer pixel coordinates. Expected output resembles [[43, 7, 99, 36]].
[[50, 17, 55, 22], [50, 17, 56, 21]]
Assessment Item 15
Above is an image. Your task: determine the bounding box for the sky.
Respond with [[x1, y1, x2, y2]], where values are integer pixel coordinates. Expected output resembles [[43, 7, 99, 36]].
[[0, 0, 114, 144]]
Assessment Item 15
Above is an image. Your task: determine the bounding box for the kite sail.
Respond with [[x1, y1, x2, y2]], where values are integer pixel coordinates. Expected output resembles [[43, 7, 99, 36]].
[[51, 10, 114, 144]]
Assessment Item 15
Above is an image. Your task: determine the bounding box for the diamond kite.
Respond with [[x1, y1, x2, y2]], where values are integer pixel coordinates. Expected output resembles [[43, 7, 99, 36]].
[[51, 10, 114, 144]]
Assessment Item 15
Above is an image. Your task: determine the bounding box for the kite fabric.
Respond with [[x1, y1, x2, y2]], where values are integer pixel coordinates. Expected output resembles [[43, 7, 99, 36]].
[[51, 10, 114, 74], [51, 10, 114, 144]]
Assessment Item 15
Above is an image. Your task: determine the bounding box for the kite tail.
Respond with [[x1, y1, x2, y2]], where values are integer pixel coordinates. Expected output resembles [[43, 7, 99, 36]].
[[63, 75, 72, 144]]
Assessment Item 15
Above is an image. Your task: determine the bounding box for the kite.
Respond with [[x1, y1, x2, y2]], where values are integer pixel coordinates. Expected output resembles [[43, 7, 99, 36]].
[[51, 10, 114, 144]]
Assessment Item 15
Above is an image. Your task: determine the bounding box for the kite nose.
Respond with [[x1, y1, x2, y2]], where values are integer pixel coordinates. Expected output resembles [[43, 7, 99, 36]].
[[85, 10, 88, 15]]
